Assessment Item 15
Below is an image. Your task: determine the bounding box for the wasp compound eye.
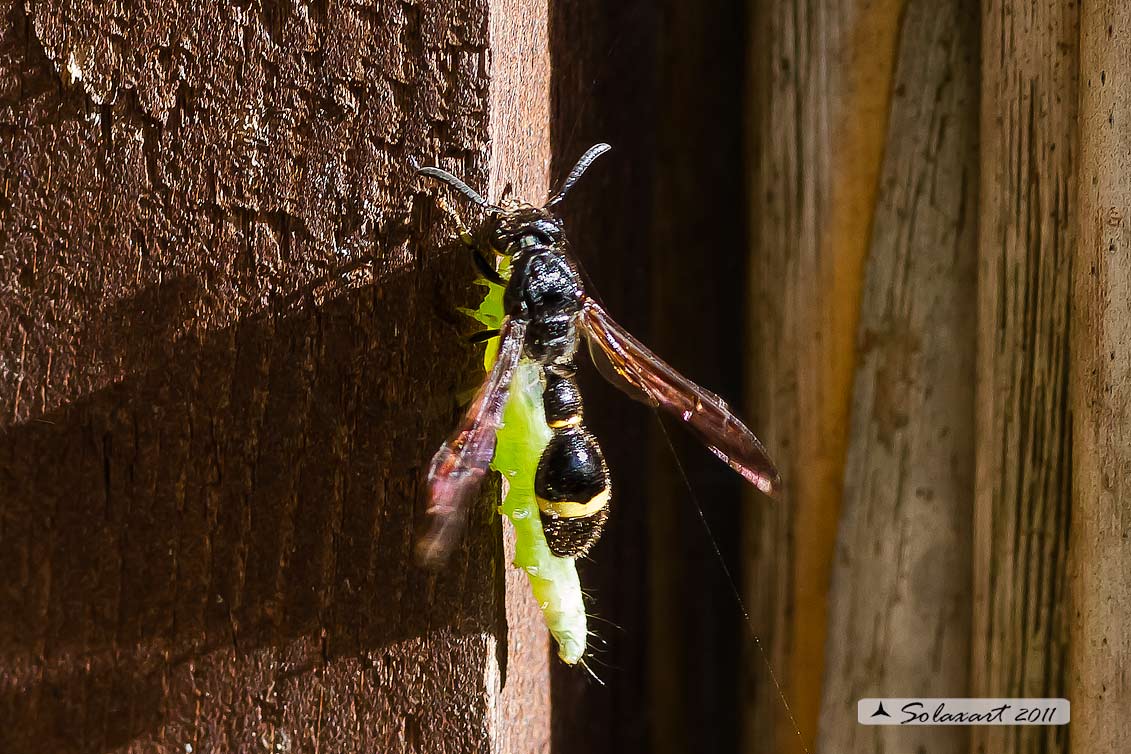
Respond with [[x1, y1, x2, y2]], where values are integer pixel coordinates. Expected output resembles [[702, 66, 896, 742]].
[[492, 211, 562, 252]]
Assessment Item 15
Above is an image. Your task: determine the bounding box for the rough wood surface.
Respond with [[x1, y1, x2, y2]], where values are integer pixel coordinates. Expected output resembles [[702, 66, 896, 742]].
[[816, 1, 978, 752], [972, 3, 1076, 754], [745, 1, 903, 751], [1071, 3, 1131, 752], [486, 2, 552, 753], [0, 0, 552, 751]]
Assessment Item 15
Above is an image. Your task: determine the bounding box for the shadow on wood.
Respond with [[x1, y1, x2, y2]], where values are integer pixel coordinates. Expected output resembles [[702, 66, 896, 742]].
[[0, 240, 515, 752]]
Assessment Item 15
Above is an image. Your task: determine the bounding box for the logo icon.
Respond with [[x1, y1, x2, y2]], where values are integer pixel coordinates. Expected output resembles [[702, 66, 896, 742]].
[[857, 698, 1070, 726]]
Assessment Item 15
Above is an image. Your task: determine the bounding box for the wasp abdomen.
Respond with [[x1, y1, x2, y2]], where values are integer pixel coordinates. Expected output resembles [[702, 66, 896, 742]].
[[535, 370, 611, 557]]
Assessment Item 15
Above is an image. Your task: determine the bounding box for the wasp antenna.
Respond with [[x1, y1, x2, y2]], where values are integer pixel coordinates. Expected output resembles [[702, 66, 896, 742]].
[[546, 143, 611, 207], [415, 165, 502, 214]]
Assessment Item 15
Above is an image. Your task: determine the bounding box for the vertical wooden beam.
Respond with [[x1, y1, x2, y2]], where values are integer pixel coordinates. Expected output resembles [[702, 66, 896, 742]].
[[746, 2, 903, 751], [972, 3, 1076, 754], [816, 1, 979, 752], [0, 0, 552, 750], [1071, 4, 1131, 752], [487, 0, 553, 750]]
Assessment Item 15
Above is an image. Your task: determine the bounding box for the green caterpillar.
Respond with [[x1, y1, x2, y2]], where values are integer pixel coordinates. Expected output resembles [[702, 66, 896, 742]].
[[467, 268, 587, 665]]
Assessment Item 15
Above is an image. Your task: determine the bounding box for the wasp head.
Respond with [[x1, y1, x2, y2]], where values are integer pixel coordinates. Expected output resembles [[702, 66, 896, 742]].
[[490, 203, 565, 254]]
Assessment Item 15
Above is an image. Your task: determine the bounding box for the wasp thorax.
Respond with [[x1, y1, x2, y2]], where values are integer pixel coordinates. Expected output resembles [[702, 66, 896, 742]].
[[503, 249, 583, 321], [524, 314, 576, 364]]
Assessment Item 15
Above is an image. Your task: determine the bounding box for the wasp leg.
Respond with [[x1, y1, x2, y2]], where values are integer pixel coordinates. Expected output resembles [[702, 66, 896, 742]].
[[435, 192, 477, 248], [468, 328, 501, 344], [435, 188, 506, 284], [472, 248, 507, 286]]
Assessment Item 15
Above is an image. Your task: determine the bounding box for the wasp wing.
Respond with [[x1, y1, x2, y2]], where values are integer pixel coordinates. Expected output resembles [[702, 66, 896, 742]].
[[416, 319, 527, 567], [580, 301, 781, 496]]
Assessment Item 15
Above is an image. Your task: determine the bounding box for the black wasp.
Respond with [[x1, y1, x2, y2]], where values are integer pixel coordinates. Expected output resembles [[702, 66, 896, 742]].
[[415, 144, 780, 567]]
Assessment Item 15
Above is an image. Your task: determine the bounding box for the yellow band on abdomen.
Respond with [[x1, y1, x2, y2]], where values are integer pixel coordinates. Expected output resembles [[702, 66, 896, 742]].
[[537, 487, 610, 519]]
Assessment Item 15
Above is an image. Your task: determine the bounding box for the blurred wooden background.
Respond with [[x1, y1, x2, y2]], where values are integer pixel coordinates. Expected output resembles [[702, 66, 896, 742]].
[[1, 0, 1129, 753]]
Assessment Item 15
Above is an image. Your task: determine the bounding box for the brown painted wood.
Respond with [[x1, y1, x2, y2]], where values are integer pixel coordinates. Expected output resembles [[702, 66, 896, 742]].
[[816, 1, 978, 752], [0, 0, 552, 751], [486, 2, 553, 753], [745, 1, 903, 751], [1071, 3, 1131, 752], [972, 3, 1076, 754]]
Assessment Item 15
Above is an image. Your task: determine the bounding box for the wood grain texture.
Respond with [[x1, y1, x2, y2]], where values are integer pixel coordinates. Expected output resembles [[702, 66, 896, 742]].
[[745, 1, 903, 751], [486, 1, 553, 752], [816, 1, 978, 752], [0, 0, 552, 750], [1071, 3, 1131, 752], [972, 3, 1076, 754]]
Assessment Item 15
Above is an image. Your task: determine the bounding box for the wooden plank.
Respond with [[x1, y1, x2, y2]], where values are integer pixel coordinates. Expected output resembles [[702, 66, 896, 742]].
[[1071, 3, 1131, 752], [972, 3, 1076, 754], [0, 0, 552, 750], [816, 1, 978, 752], [486, 0, 553, 751], [745, 1, 903, 751]]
